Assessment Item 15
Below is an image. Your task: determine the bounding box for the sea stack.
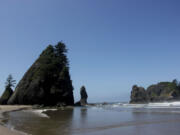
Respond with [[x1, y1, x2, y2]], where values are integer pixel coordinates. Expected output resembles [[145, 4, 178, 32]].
[[80, 86, 88, 105], [130, 80, 180, 103], [8, 42, 74, 106], [130, 85, 148, 103], [75, 86, 88, 106]]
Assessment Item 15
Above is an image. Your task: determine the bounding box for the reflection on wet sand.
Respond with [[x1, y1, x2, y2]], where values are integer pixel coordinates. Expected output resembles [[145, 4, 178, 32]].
[[6, 108, 74, 135], [80, 108, 87, 124], [4, 106, 180, 135], [72, 118, 180, 134]]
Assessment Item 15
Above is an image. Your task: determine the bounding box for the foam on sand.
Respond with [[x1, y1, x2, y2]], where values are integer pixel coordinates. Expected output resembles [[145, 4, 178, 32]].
[[27, 109, 57, 118]]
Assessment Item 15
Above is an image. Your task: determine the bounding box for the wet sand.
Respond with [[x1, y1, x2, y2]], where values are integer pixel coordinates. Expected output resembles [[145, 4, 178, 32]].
[[0, 105, 32, 135], [4, 105, 180, 135]]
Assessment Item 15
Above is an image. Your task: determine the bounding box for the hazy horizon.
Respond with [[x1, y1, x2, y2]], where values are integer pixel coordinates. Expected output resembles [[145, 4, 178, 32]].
[[0, 0, 180, 102]]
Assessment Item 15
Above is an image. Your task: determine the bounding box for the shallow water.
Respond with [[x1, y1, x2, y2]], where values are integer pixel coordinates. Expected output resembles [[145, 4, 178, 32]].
[[4, 102, 180, 135]]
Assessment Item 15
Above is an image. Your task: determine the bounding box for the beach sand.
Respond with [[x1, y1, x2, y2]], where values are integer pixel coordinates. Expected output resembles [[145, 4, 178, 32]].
[[0, 105, 32, 135]]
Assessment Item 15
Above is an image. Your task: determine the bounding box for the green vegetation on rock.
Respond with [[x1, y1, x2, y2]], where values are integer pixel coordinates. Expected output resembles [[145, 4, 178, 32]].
[[0, 75, 15, 105], [5, 74, 16, 89], [7, 42, 74, 106], [130, 79, 180, 103]]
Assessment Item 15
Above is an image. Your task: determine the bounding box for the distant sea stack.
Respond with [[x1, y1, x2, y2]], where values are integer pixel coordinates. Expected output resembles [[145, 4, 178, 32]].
[[8, 42, 74, 106], [80, 86, 88, 105], [130, 85, 148, 103], [130, 80, 180, 103], [75, 86, 88, 106]]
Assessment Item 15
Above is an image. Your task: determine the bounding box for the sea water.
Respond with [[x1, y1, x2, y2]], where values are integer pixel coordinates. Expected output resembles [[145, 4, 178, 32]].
[[4, 101, 180, 135]]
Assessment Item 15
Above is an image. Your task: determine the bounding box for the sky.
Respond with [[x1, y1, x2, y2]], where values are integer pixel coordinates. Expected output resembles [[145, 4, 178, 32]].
[[0, 0, 180, 103]]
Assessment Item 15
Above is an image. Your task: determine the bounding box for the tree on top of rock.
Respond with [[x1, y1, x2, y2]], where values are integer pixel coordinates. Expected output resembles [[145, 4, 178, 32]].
[[55, 42, 69, 67], [0, 75, 15, 105], [5, 74, 16, 89], [7, 42, 74, 105]]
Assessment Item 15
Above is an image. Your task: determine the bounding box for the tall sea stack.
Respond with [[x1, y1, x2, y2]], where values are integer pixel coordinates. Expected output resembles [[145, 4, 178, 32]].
[[8, 42, 74, 105], [80, 86, 88, 105], [75, 86, 88, 106]]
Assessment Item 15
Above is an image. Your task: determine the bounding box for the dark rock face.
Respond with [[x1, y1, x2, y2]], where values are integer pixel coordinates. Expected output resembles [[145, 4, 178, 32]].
[[80, 86, 88, 105], [130, 81, 180, 103], [0, 87, 13, 105], [75, 86, 88, 106], [8, 42, 74, 105], [130, 85, 148, 103]]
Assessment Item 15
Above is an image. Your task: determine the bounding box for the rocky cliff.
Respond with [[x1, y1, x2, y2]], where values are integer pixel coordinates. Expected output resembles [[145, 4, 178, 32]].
[[8, 42, 74, 106], [130, 80, 180, 103]]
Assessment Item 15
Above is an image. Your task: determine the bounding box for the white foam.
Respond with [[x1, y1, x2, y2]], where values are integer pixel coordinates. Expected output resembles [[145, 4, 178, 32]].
[[112, 104, 119, 108], [27, 109, 57, 118], [146, 101, 180, 108], [120, 103, 146, 108], [112, 101, 180, 109]]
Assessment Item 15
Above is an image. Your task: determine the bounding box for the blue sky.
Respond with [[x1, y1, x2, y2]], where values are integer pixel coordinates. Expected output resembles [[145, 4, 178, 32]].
[[0, 0, 180, 102]]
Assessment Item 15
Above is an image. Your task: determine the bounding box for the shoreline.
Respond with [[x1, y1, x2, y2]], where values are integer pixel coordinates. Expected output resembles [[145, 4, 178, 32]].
[[0, 105, 32, 135]]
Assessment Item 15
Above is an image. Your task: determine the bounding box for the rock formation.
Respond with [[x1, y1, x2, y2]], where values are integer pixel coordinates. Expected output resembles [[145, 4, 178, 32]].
[[0, 87, 13, 105], [80, 86, 88, 105], [130, 80, 180, 103], [75, 86, 88, 106], [130, 85, 148, 103], [8, 42, 74, 106]]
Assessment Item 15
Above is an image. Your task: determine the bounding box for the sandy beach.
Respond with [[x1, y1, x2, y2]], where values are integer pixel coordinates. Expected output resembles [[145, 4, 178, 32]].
[[0, 105, 32, 135]]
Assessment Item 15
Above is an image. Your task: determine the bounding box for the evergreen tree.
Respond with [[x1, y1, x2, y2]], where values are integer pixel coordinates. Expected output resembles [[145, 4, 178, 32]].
[[5, 74, 16, 89], [172, 79, 178, 86], [7, 42, 74, 105], [55, 42, 69, 67], [172, 79, 180, 91], [0, 75, 15, 104]]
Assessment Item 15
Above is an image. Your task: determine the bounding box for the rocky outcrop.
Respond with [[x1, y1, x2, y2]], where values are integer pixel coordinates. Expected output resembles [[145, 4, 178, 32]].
[[75, 86, 88, 106], [130, 85, 148, 103], [7, 42, 74, 106], [80, 86, 88, 105], [146, 82, 180, 102], [0, 87, 13, 105], [130, 80, 180, 103]]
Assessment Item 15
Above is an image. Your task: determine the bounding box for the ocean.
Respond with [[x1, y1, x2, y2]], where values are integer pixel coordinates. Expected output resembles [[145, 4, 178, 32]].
[[3, 101, 180, 135]]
